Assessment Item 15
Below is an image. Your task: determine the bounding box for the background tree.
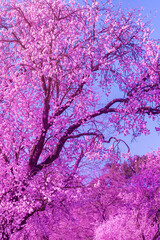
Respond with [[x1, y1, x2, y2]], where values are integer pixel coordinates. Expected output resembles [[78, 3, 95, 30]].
[[94, 152, 160, 240], [0, 0, 160, 238]]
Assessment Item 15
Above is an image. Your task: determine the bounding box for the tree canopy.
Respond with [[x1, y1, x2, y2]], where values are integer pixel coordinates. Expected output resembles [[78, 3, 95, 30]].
[[0, 0, 160, 239]]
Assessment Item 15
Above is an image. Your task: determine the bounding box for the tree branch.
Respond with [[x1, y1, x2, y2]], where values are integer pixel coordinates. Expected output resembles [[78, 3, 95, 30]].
[[67, 131, 103, 139], [28, 76, 52, 173], [16, 200, 47, 233], [71, 149, 84, 175], [137, 106, 160, 115], [35, 98, 126, 173], [51, 81, 85, 120], [104, 137, 130, 152], [28, 80, 86, 174]]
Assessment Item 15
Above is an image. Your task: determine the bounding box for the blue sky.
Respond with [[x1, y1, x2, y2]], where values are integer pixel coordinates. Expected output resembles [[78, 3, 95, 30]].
[[112, 0, 160, 156], [113, 0, 160, 39]]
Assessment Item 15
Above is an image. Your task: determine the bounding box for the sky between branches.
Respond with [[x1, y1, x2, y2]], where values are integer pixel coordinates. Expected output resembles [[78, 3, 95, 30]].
[[111, 0, 160, 156]]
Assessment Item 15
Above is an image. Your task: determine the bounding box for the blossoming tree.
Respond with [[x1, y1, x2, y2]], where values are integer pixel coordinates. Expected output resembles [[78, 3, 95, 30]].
[[94, 153, 160, 240], [0, 0, 160, 238]]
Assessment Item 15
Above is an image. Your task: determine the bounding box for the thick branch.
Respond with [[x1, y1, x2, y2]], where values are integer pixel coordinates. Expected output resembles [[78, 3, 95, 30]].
[[35, 98, 126, 173], [28, 76, 51, 173], [0, 148, 9, 163], [52, 81, 85, 119], [42, 77, 51, 129], [28, 80, 85, 174], [137, 106, 160, 115], [16, 200, 47, 233], [28, 133, 46, 173], [153, 226, 160, 240], [67, 131, 103, 139]]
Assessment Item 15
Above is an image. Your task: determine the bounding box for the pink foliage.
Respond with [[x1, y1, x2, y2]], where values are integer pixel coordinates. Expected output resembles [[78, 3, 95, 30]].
[[94, 152, 160, 240], [0, 0, 160, 239]]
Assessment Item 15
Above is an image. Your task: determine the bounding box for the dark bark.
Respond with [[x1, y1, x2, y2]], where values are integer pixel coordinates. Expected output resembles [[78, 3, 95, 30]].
[[34, 98, 126, 174], [28, 80, 86, 174]]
